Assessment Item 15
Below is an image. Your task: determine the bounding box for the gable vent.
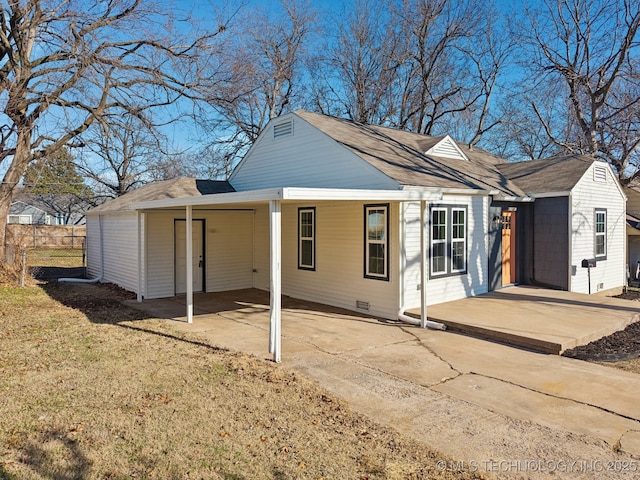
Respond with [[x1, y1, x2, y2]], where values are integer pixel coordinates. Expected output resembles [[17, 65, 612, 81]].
[[273, 119, 293, 139], [425, 135, 468, 161], [593, 165, 607, 182]]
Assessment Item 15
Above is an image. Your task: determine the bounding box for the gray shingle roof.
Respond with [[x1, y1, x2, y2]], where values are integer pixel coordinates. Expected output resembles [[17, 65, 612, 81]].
[[626, 185, 640, 218], [497, 155, 595, 195], [294, 110, 525, 196], [88, 178, 235, 213]]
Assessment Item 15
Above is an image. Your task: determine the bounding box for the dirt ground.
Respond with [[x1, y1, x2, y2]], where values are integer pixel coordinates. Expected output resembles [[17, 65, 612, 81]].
[[562, 289, 640, 373]]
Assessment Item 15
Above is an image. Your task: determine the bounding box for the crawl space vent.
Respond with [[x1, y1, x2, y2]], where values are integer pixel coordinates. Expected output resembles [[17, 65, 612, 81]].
[[273, 119, 293, 139], [356, 300, 370, 311]]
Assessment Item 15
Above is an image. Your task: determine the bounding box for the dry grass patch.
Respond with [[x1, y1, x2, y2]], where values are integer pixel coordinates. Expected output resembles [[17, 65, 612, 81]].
[[0, 283, 483, 479]]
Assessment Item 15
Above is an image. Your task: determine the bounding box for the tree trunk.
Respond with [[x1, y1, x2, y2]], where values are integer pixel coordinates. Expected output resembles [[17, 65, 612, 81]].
[[0, 129, 33, 261]]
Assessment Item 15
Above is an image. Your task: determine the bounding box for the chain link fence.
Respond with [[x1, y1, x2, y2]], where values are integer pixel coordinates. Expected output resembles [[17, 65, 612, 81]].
[[3, 225, 87, 284]]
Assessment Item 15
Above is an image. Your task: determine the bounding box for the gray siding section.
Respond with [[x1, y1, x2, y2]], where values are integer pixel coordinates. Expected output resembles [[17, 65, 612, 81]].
[[533, 198, 569, 290]]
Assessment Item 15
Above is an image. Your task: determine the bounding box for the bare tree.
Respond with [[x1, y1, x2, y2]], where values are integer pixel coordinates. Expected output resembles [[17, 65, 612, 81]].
[[76, 115, 167, 198], [0, 0, 225, 257], [521, 0, 640, 182], [316, 0, 403, 124], [202, 0, 317, 165]]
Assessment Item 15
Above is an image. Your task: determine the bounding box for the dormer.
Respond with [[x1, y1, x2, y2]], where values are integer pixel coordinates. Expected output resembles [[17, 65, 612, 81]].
[[425, 135, 469, 161]]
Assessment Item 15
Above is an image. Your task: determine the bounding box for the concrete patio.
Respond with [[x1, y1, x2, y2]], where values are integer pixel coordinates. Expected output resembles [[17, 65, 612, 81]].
[[125, 287, 640, 478], [409, 286, 640, 354]]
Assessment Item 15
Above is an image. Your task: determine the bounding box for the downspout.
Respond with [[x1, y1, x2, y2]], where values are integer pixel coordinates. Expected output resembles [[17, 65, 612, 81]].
[[398, 308, 446, 330], [60, 214, 104, 283], [396, 200, 446, 330]]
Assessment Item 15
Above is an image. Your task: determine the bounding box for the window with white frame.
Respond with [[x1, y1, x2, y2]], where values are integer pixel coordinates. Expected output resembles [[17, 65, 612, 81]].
[[430, 205, 467, 277], [298, 207, 315, 270], [364, 204, 389, 280], [595, 209, 607, 259], [451, 208, 466, 272], [7, 214, 31, 224], [431, 208, 447, 275]]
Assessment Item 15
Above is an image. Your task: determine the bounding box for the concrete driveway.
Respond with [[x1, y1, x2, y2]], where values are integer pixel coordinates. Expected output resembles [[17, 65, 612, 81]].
[[128, 288, 640, 479]]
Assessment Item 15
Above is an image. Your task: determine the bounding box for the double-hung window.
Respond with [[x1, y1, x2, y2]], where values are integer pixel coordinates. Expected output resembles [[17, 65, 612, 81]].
[[430, 205, 467, 277], [298, 208, 315, 270], [364, 204, 389, 280], [595, 209, 607, 260]]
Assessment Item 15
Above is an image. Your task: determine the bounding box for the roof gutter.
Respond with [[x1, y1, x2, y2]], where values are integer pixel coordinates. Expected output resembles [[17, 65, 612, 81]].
[[528, 191, 571, 198]]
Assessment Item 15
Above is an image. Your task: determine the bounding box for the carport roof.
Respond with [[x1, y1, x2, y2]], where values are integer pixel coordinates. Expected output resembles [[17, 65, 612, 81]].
[[88, 178, 235, 214], [131, 186, 496, 211]]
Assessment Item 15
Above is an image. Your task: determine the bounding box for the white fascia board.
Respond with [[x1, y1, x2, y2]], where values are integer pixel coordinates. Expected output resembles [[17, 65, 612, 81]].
[[85, 209, 139, 216], [280, 187, 443, 201], [403, 186, 498, 197], [132, 186, 474, 211], [134, 188, 285, 210], [493, 194, 536, 202], [528, 191, 571, 198]]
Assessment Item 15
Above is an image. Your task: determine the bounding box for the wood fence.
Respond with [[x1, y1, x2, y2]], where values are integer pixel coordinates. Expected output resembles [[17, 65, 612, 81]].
[[6, 224, 86, 249]]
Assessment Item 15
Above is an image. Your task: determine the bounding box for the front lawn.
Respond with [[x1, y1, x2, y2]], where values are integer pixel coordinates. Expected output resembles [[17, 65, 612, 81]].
[[0, 283, 478, 479]]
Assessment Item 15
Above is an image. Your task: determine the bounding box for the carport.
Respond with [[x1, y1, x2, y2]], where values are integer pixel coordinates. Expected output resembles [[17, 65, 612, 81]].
[[132, 187, 442, 362]]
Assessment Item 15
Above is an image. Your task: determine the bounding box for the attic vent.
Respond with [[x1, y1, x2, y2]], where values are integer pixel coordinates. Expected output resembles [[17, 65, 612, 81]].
[[273, 119, 293, 139], [593, 165, 607, 182], [425, 135, 468, 161], [356, 300, 370, 311]]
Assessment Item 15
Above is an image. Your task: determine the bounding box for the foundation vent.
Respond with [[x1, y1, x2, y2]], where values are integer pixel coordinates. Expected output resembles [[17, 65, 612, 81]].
[[356, 300, 370, 311]]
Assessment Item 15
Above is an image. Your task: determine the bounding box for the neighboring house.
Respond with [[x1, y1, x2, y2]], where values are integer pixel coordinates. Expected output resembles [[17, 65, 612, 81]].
[[8, 201, 52, 225], [625, 184, 640, 285], [86, 110, 626, 330], [9, 193, 88, 225]]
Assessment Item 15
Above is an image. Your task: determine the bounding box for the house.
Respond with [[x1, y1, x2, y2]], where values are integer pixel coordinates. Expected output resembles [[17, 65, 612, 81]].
[[8, 193, 88, 225], [8, 201, 52, 225], [85, 110, 627, 360]]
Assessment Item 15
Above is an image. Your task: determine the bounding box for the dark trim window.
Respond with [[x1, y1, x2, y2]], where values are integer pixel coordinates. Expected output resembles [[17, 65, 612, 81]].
[[298, 207, 315, 270], [595, 209, 607, 260], [430, 205, 467, 277], [364, 204, 389, 280]]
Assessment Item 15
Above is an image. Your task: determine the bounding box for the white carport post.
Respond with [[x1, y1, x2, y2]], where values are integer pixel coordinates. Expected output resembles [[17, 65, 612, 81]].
[[269, 199, 282, 363], [186, 205, 194, 324], [136, 210, 143, 303], [420, 200, 428, 328]]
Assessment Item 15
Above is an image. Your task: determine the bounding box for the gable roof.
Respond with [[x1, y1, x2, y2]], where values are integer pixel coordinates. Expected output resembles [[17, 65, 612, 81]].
[[9, 200, 49, 215], [626, 184, 640, 217], [89, 178, 235, 214], [293, 110, 525, 196], [497, 154, 596, 195]]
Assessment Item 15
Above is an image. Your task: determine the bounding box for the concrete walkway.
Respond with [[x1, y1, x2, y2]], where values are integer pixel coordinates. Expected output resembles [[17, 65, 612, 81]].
[[127, 289, 640, 479], [408, 286, 640, 354]]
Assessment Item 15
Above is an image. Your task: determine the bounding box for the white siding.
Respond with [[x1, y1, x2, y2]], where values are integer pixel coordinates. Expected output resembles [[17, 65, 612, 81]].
[[86, 215, 101, 279], [570, 164, 626, 293], [230, 113, 399, 191], [252, 201, 400, 320], [206, 211, 253, 291], [101, 213, 139, 292], [253, 205, 270, 291], [145, 211, 175, 298], [144, 210, 255, 299], [402, 196, 490, 309]]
